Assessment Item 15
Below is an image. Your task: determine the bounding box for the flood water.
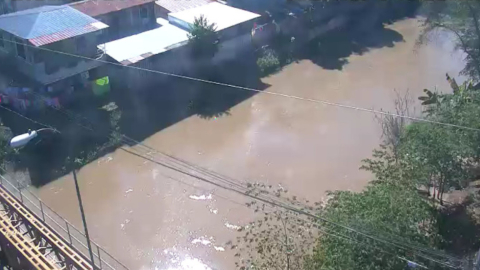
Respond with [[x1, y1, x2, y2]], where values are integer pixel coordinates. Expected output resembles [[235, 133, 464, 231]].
[[30, 18, 465, 270]]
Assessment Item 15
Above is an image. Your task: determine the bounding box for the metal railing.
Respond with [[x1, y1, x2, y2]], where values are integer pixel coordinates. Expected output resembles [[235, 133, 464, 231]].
[[0, 174, 129, 270]]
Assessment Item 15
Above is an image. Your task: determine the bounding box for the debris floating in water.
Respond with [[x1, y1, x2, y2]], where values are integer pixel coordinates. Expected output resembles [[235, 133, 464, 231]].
[[189, 194, 212, 200], [191, 236, 212, 246], [214, 246, 225, 251], [224, 222, 242, 230]]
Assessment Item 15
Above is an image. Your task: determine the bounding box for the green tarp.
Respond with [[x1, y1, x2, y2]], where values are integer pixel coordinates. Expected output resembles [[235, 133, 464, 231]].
[[92, 76, 110, 96]]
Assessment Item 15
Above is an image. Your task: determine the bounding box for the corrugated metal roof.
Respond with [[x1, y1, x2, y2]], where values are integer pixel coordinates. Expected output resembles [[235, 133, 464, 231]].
[[99, 23, 188, 65], [169, 2, 260, 31], [155, 0, 213, 13], [70, 0, 156, 17], [0, 5, 108, 46], [29, 23, 107, 46]]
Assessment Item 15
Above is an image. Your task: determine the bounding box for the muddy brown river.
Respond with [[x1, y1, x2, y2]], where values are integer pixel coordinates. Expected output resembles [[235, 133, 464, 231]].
[[30, 18, 465, 269]]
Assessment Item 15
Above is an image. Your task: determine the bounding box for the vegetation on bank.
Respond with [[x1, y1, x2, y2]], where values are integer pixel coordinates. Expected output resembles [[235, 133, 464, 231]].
[[0, 97, 123, 186], [231, 1, 480, 269], [1, 1, 480, 268], [188, 15, 219, 59], [231, 78, 480, 270]]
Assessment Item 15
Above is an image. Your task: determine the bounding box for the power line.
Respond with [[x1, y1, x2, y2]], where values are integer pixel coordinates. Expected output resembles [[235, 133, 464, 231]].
[[117, 147, 461, 269], [24, 90, 250, 192], [0, 163, 439, 270], [0, 96, 464, 267], [0, 39, 467, 266], [24, 87, 465, 264], [1, 37, 480, 133], [0, 104, 56, 130]]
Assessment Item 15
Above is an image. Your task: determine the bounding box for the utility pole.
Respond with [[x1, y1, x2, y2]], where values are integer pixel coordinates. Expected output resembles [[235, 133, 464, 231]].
[[9, 129, 97, 269], [72, 167, 96, 270]]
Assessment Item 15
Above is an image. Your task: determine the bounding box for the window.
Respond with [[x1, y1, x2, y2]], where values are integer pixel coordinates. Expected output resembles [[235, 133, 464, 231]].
[[140, 7, 148, 19], [15, 38, 25, 59]]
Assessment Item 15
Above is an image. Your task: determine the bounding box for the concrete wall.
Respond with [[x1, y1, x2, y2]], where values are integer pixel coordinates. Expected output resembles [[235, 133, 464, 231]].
[[0, 30, 104, 85], [109, 31, 254, 91]]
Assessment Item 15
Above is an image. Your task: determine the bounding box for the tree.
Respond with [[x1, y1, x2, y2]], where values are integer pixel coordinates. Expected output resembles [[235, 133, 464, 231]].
[[375, 90, 414, 160], [0, 123, 17, 169], [399, 122, 472, 205], [229, 176, 449, 270], [227, 183, 321, 270], [420, 1, 480, 81], [399, 77, 480, 204], [188, 15, 219, 58], [305, 180, 446, 270]]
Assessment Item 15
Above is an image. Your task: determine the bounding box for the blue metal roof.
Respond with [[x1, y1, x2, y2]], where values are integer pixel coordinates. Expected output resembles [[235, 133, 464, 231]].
[[0, 5, 101, 44]]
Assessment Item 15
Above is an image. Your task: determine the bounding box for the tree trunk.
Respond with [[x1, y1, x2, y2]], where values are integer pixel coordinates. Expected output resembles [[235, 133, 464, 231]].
[[439, 176, 446, 205]]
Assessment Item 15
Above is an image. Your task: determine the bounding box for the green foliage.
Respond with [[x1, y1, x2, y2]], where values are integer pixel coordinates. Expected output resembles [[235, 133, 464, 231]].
[[306, 181, 441, 270], [67, 102, 123, 169], [0, 125, 17, 169], [386, 76, 480, 203], [228, 183, 321, 270], [308, 144, 447, 269], [421, 1, 480, 81], [256, 48, 281, 75], [399, 122, 472, 198], [361, 145, 416, 186], [418, 89, 439, 105], [188, 15, 219, 58], [100, 102, 123, 147], [234, 74, 480, 269]]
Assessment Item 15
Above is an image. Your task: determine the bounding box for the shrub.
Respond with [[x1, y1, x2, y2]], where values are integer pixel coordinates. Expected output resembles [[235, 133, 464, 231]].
[[257, 48, 281, 75], [188, 15, 219, 58]]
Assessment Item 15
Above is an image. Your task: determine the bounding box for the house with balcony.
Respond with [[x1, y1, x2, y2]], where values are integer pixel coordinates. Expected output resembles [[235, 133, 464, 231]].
[[70, 0, 157, 43], [0, 5, 108, 110]]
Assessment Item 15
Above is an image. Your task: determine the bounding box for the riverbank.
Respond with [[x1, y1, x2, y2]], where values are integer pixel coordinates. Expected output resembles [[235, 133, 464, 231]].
[[29, 18, 465, 270]]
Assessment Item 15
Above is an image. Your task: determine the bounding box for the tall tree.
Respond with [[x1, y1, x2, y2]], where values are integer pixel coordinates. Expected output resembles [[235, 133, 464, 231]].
[[421, 1, 480, 81], [305, 179, 447, 270], [188, 15, 219, 59], [400, 78, 480, 203]]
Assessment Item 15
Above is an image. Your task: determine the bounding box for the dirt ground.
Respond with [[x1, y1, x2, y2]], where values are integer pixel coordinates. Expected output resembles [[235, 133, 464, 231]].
[[28, 18, 465, 270]]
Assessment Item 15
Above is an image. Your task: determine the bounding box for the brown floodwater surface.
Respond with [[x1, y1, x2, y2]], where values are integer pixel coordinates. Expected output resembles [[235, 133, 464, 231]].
[[31, 19, 465, 270]]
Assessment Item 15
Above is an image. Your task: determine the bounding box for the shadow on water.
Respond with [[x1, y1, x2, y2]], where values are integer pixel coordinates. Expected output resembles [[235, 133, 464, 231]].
[[302, 25, 405, 70], [113, 55, 270, 142], [0, 54, 269, 186], [265, 0, 417, 72], [0, 1, 418, 186]]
